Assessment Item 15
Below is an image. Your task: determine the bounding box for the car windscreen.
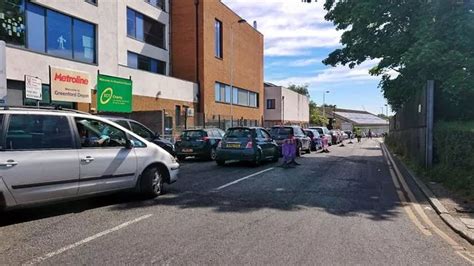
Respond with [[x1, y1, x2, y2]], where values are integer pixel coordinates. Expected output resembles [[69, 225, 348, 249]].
[[270, 127, 293, 139], [225, 128, 252, 140], [181, 130, 206, 140]]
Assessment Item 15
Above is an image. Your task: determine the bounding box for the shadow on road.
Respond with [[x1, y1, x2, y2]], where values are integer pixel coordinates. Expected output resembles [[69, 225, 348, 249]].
[[111, 153, 403, 222], [0, 145, 404, 226]]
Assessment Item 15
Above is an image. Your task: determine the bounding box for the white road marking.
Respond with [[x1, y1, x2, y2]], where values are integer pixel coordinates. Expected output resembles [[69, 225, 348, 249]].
[[212, 167, 274, 191], [25, 214, 153, 265]]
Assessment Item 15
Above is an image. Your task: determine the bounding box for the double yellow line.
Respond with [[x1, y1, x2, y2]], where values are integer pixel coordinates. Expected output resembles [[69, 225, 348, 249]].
[[380, 143, 473, 263]]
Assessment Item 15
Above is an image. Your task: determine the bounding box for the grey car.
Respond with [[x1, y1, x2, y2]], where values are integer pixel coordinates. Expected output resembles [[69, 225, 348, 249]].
[[0, 107, 179, 211]]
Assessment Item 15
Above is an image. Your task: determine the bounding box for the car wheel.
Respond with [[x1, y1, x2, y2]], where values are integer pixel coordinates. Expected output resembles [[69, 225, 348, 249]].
[[177, 155, 186, 161], [306, 146, 311, 154], [209, 148, 217, 161], [216, 159, 225, 166], [139, 166, 165, 198], [296, 144, 302, 157], [254, 150, 262, 166]]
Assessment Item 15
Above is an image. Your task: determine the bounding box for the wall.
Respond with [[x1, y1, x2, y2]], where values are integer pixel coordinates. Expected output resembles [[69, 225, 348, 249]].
[[4, 0, 196, 106], [264, 86, 282, 121], [201, 0, 264, 122], [171, 0, 264, 123], [264, 86, 309, 123]]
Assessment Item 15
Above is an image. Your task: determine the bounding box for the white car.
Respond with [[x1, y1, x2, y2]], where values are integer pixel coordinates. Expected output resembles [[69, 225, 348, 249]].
[[0, 107, 179, 210]]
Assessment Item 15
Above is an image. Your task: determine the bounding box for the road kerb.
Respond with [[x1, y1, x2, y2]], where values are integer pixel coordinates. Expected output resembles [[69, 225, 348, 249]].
[[383, 143, 474, 245]]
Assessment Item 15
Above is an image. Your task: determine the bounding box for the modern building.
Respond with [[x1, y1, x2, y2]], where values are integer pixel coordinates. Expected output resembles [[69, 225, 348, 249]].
[[171, 0, 264, 129], [0, 0, 198, 135], [325, 108, 389, 135], [263, 82, 310, 127]]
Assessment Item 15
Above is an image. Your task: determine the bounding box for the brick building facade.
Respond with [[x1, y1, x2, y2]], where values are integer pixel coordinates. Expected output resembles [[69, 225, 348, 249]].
[[171, 0, 264, 128]]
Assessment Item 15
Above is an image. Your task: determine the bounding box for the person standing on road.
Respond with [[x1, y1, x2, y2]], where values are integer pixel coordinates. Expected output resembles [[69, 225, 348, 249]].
[[368, 129, 372, 139], [355, 127, 362, 143], [321, 134, 330, 153]]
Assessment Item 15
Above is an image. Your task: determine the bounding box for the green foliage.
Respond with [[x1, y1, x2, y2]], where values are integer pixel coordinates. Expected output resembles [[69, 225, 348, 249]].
[[386, 121, 474, 200], [287, 83, 310, 97], [321, 0, 474, 119], [309, 101, 328, 126]]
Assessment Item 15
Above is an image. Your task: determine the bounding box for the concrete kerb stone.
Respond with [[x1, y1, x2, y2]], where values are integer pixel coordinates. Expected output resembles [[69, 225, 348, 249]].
[[383, 143, 474, 245]]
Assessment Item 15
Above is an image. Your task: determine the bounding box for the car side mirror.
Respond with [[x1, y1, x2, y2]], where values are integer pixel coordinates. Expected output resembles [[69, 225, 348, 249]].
[[154, 132, 161, 139], [125, 139, 133, 149]]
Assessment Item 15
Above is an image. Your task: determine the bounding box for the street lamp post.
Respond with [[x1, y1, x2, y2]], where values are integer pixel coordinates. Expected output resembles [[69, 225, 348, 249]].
[[230, 19, 246, 127], [322, 91, 330, 119]]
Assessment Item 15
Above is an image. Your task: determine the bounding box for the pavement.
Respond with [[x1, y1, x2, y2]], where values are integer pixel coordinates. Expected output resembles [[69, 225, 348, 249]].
[[0, 139, 473, 265]]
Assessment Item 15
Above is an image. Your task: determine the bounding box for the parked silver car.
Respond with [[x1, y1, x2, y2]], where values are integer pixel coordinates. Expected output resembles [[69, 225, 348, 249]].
[[0, 107, 179, 210], [309, 126, 333, 146]]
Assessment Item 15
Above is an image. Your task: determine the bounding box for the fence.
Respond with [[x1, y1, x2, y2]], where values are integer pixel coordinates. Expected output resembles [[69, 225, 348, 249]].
[[388, 80, 434, 167]]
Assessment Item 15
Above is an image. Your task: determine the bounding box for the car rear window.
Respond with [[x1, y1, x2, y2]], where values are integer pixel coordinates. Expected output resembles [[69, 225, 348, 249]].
[[270, 127, 293, 136], [182, 130, 206, 140], [225, 128, 252, 139], [314, 128, 324, 135]]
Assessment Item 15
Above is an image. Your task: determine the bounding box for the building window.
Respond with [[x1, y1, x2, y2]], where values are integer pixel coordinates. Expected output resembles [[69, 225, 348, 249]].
[[47, 10, 72, 59], [215, 19, 223, 58], [215, 82, 257, 108], [2, 2, 97, 63], [127, 8, 165, 49], [127, 51, 166, 75], [0, 0, 26, 46], [85, 0, 97, 5], [266, 99, 276, 109], [145, 0, 165, 11]]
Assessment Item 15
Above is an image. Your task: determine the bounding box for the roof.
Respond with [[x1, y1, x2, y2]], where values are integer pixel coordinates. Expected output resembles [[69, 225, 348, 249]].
[[334, 111, 389, 125], [264, 82, 279, 87]]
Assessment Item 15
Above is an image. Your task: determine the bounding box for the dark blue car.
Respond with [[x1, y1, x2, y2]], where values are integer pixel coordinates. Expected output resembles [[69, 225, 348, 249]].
[[304, 129, 322, 151]]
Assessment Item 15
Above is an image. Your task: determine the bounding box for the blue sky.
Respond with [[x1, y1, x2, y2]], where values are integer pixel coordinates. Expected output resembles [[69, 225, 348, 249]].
[[222, 0, 390, 115]]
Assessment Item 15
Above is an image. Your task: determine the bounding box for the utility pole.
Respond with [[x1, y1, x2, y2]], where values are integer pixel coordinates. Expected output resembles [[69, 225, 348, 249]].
[[322, 91, 330, 120]]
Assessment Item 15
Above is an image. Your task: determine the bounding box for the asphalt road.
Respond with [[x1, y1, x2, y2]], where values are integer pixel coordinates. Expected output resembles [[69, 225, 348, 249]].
[[0, 139, 472, 265]]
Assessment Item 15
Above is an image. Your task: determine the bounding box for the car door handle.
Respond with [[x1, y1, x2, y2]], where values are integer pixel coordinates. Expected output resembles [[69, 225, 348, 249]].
[[81, 156, 95, 163], [0, 160, 18, 167]]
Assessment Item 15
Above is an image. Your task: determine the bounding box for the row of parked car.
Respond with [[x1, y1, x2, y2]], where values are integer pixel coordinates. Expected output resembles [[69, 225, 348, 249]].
[[0, 106, 352, 211], [173, 125, 348, 166]]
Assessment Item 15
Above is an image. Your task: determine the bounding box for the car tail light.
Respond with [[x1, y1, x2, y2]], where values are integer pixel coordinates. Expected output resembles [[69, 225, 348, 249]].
[[245, 141, 253, 149], [202, 136, 210, 141]]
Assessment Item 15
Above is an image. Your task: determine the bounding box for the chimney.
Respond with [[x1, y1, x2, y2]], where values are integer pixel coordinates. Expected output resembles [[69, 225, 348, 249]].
[[253, 20, 257, 29]]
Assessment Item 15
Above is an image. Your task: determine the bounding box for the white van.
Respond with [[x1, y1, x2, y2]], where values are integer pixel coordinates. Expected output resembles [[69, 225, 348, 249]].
[[0, 107, 179, 210]]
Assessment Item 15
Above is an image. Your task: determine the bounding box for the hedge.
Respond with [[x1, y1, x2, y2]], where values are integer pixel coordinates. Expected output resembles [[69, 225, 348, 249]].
[[432, 121, 474, 199]]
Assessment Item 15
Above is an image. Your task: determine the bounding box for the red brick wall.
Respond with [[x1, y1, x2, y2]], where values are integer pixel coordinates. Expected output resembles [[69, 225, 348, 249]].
[[171, 0, 264, 123]]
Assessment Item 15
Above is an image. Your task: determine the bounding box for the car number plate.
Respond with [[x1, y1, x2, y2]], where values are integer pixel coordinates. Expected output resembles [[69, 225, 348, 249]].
[[226, 143, 241, 148], [182, 148, 193, 153]]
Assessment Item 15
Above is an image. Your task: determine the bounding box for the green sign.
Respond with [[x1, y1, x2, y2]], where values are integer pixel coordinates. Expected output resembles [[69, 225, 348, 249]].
[[97, 74, 132, 113]]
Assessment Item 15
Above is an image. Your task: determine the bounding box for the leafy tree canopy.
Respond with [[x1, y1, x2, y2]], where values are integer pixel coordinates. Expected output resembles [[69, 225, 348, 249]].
[[304, 0, 474, 120]]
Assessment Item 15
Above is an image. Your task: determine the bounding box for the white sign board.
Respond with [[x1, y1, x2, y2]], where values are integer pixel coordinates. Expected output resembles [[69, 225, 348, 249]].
[[25, 75, 42, 100], [0, 41, 6, 106], [50, 66, 91, 103]]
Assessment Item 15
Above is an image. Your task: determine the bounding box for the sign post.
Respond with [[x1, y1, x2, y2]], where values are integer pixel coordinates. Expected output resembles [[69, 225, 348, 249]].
[[97, 74, 132, 113], [25, 75, 42, 107], [0, 41, 7, 106]]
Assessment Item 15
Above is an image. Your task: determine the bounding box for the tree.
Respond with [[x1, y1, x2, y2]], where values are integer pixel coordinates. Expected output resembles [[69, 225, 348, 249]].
[[304, 0, 474, 120], [287, 83, 310, 97], [287, 83, 328, 125]]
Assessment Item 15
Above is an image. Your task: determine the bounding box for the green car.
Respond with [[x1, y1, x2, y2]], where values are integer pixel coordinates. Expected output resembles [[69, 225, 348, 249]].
[[215, 127, 279, 166]]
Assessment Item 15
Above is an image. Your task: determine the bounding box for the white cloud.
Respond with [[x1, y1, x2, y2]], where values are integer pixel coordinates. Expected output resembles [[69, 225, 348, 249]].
[[222, 0, 342, 56], [268, 60, 381, 87], [289, 58, 323, 67]]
